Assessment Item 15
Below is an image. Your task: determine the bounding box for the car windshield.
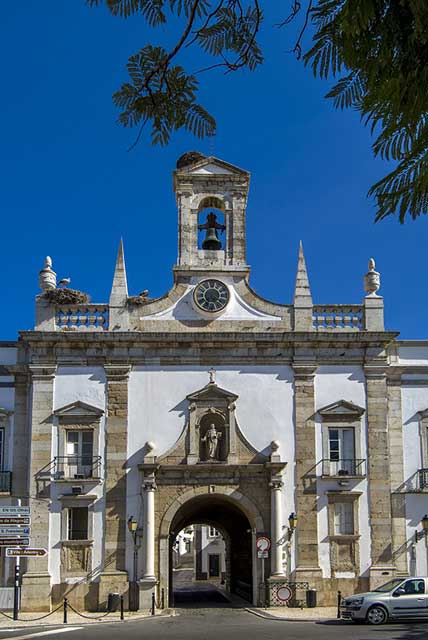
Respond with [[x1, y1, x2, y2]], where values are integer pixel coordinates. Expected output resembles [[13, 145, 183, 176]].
[[373, 579, 405, 593]]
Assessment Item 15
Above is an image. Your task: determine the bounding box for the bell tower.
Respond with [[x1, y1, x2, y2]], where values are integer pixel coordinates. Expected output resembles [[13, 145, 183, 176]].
[[173, 152, 251, 279]]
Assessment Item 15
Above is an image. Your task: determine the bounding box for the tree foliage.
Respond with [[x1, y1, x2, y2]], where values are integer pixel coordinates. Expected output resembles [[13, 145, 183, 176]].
[[88, 0, 428, 222]]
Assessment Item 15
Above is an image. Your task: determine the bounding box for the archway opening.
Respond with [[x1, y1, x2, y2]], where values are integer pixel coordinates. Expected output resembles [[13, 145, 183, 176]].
[[169, 494, 253, 607], [197, 206, 226, 251]]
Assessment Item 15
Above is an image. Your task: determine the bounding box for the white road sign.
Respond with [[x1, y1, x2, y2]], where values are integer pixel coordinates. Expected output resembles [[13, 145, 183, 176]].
[[257, 550, 269, 559], [0, 526, 30, 537], [0, 507, 30, 516], [6, 548, 47, 558], [276, 585, 293, 603]]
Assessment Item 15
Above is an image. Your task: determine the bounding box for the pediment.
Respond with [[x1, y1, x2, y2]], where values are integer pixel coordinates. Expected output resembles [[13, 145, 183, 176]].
[[53, 401, 104, 419], [187, 382, 238, 403], [179, 156, 249, 177], [318, 400, 365, 418]]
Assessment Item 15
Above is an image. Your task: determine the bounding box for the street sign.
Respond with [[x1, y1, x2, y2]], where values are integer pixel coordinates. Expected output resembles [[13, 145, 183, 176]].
[[0, 538, 29, 547], [257, 550, 269, 559], [0, 527, 30, 537], [276, 585, 292, 603], [6, 548, 47, 558], [0, 517, 30, 525], [0, 507, 30, 516], [256, 536, 271, 552]]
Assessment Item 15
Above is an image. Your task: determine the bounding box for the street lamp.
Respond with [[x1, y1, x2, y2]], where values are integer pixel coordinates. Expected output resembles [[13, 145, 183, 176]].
[[128, 516, 140, 611], [415, 514, 428, 542], [287, 512, 297, 540]]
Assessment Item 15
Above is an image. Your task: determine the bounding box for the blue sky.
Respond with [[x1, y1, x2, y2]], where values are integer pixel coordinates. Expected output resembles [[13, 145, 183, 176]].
[[1, 2, 427, 340]]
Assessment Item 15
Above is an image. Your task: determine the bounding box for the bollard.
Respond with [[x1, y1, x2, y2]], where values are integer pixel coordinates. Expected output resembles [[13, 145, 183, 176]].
[[161, 588, 165, 610], [120, 594, 124, 620], [151, 592, 155, 616], [63, 598, 68, 624], [337, 591, 342, 619], [13, 564, 19, 621]]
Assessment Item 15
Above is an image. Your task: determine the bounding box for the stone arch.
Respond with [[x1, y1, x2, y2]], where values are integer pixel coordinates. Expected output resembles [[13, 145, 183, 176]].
[[158, 486, 265, 606]]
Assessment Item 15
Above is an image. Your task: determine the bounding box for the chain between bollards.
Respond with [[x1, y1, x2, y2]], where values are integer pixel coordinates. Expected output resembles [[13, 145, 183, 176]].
[[337, 591, 342, 619], [63, 598, 68, 624]]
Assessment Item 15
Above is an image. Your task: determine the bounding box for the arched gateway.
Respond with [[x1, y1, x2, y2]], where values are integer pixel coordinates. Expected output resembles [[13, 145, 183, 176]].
[[137, 376, 286, 608]]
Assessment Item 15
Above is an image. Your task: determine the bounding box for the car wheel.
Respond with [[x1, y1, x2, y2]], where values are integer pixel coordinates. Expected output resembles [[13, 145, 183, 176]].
[[366, 606, 388, 625]]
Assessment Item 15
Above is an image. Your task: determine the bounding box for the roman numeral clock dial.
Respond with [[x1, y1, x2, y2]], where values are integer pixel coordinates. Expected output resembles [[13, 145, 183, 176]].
[[193, 280, 230, 315]]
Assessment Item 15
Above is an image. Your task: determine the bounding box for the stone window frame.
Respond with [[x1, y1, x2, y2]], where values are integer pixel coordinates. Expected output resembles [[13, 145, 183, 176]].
[[318, 400, 365, 478], [59, 494, 97, 543], [0, 408, 13, 473], [326, 491, 361, 541], [417, 409, 428, 469], [53, 402, 104, 481]]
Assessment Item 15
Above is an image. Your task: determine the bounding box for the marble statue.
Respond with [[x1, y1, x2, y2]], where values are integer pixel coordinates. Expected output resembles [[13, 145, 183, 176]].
[[202, 423, 222, 461]]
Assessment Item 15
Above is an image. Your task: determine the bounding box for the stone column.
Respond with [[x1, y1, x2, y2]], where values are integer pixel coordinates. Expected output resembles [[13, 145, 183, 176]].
[[292, 363, 322, 583], [270, 479, 284, 576], [365, 365, 395, 587], [387, 372, 408, 576], [139, 476, 158, 608], [98, 365, 130, 609], [21, 365, 56, 611]]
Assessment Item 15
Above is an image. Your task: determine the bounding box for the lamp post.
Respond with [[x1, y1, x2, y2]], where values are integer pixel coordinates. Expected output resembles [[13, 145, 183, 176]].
[[288, 512, 298, 539], [128, 516, 139, 611]]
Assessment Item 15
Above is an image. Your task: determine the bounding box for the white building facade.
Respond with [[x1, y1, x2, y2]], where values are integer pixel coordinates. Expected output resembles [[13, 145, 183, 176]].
[[0, 152, 427, 610]]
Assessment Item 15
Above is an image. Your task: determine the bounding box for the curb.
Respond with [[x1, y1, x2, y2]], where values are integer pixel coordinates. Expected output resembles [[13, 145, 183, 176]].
[[244, 608, 340, 623], [0, 611, 174, 632]]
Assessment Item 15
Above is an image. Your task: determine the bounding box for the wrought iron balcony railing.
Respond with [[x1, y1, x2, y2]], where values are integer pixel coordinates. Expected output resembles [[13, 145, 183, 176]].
[[418, 468, 428, 490], [321, 458, 366, 477], [53, 456, 102, 480], [0, 471, 12, 493]]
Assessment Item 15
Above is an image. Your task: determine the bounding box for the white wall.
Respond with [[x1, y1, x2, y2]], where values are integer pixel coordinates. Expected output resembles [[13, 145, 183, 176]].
[[0, 347, 17, 366], [314, 366, 370, 578]]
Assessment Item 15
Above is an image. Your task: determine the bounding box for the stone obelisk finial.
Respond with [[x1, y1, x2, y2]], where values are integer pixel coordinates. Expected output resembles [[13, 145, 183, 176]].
[[109, 239, 129, 330], [293, 241, 313, 330], [38, 256, 57, 292]]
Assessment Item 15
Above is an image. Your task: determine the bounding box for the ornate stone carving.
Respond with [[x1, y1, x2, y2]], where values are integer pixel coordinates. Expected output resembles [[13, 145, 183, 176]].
[[61, 542, 92, 576], [38, 256, 57, 292], [364, 257, 381, 296]]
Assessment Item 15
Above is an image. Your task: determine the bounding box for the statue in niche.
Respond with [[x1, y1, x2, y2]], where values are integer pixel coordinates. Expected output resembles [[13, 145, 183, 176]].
[[201, 423, 222, 461]]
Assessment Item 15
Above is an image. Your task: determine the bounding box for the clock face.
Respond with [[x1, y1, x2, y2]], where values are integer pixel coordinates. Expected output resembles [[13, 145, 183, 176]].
[[193, 279, 230, 313]]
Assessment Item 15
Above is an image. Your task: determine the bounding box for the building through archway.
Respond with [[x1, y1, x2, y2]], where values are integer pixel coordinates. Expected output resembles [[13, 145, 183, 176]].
[[168, 494, 253, 605]]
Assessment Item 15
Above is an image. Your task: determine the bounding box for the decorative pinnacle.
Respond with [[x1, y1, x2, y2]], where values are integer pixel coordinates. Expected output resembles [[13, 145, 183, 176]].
[[109, 238, 128, 305], [293, 241, 312, 304], [364, 257, 381, 297], [208, 368, 216, 384], [38, 256, 57, 292]]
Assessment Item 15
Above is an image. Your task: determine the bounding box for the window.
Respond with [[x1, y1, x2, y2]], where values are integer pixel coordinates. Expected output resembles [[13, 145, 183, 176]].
[[66, 430, 94, 478], [0, 428, 4, 471], [67, 507, 88, 540], [209, 526, 219, 538], [334, 503, 354, 535], [328, 428, 355, 475]]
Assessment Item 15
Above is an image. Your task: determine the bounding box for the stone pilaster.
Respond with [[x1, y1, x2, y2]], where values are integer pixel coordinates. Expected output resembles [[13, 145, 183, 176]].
[[98, 364, 130, 608], [387, 372, 408, 575], [12, 372, 30, 499], [365, 365, 395, 587], [292, 363, 322, 581], [21, 365, 56, 612]]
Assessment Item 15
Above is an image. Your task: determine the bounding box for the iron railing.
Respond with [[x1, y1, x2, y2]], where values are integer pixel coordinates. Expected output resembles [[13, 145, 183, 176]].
[[418, 468, 428, 490], [321, 458, 366, 477], [53, 456, 102, 480], [0, 471, 12, 493]]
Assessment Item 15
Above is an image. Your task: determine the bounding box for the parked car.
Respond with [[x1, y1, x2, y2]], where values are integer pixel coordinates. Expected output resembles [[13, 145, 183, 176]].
[[341, 577, 428, 625]]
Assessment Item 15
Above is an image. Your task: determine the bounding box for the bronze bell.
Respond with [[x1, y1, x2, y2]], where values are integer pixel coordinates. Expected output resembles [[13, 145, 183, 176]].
[[202, 227, 222, 250], [198, 211, 226, 251]]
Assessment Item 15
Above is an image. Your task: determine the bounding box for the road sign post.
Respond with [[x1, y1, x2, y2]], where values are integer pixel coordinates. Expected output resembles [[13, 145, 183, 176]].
[[256, 537, 270, 608], [6, 548, 47, 558]]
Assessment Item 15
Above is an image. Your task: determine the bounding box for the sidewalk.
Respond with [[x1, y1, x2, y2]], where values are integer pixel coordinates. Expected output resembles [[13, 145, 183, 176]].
[[0, 608, 170, 629], [247, 606, 339, 621]]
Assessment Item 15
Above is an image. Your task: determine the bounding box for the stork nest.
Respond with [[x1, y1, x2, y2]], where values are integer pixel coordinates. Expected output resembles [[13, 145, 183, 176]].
[[43, 288, 91, 305], [127, 295, 150, 306]]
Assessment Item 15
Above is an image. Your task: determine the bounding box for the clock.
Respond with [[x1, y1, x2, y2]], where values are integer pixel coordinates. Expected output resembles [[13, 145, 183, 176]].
[[193, 279, 230, 314]]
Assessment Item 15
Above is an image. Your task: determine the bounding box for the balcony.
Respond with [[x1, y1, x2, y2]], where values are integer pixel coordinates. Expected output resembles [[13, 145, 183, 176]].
[[417, 468, 428, 490], [0, 471, 12, 493], [53, 456, 102, 481], [321, 458, 366, 478]]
